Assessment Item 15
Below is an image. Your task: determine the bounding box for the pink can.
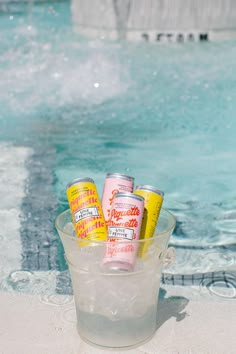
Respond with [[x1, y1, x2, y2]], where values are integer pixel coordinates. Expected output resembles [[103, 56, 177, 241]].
[[101, 173, 134, 227], [103, 192, 144, 271]]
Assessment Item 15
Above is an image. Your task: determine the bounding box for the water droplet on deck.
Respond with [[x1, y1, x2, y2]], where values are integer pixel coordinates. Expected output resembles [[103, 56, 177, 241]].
[[54, 326, 63, 332], [200, 273, 236, 299], [7, 271, 33, 291], [40, 294, 73, 306], [62, 306, 76, 323], [208, 281, 236, 298]]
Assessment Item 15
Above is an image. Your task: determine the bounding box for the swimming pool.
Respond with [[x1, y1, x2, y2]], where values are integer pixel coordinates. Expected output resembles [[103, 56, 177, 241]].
[[0, 0, 236, 297]]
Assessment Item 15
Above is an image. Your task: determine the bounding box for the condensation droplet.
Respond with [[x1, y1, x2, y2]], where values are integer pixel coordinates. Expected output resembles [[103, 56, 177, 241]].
[[63, 222, 75, 235]]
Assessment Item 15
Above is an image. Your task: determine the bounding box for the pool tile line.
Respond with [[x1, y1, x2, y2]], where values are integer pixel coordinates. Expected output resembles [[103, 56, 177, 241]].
[[20, 147, 59, 272], [162, 270, 236, 293]]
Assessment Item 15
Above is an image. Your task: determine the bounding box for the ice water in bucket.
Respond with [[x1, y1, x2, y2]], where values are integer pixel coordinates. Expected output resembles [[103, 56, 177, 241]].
[[55, 208, 176, 350]]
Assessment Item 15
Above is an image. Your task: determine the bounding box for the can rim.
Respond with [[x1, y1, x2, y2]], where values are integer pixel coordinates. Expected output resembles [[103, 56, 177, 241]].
[[114, 191, 144, 202], [106, 173, 134, 182], [135, 185, 164, 197], [66, 177, 94, 190]]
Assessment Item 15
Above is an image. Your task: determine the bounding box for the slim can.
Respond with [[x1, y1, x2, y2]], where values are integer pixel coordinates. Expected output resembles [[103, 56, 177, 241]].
[[102, 173, 134, 227], [66, 177, 107, 242], [134, 185, 164, 257], [103, 192, 144, 271]]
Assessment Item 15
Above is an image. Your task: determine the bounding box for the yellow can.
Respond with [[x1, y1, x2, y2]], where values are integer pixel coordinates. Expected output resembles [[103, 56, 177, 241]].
[[66, 177, 107, 242], [134, 185, 164, 257]]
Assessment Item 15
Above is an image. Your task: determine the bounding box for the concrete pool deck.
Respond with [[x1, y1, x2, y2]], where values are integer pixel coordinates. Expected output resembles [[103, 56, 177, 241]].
[[1, 286, 235, 354]]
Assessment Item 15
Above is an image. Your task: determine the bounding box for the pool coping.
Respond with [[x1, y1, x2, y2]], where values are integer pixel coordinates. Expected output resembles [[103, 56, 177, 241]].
[[1, 287, 235, 354]]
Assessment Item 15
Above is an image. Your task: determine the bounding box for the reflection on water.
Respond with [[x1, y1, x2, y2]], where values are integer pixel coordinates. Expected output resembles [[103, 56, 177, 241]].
[[0, 2, 236, 294]]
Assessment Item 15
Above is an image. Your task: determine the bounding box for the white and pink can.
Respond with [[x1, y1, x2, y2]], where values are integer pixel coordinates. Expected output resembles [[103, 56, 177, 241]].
[[103, 192, 144, 271], [102, 173, 134, 227]]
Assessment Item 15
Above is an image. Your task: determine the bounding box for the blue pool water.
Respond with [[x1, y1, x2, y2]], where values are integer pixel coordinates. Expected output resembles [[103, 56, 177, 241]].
[[0, 1, 236, 295]]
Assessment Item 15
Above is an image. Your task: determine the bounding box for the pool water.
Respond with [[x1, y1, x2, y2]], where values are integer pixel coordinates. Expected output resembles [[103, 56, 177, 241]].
[[0, 1, 236, 295]]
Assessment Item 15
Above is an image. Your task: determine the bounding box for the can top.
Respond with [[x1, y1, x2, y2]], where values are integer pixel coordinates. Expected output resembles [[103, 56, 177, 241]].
[[66, 177, 94, 190], [114, 191, 144, 202], [135, 185, 164, 197], [106, 173, 134, 182]]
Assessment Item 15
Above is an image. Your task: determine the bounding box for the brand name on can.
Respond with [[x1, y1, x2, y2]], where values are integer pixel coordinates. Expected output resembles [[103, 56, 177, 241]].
[[69, 189, 96, 212], [109, 189, 119, 207], [106, 243, 135, 257], [111, 206, 140, 221]]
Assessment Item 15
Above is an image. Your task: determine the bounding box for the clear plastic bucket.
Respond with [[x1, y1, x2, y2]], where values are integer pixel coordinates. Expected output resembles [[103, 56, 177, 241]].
[[55, 208, 176, 350]]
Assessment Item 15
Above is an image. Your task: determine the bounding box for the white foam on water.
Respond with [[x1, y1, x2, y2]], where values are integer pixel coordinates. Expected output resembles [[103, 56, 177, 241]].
[[0, 44, 130, 114], [57, 52, 130, 105], [0, 143, 31, 272]]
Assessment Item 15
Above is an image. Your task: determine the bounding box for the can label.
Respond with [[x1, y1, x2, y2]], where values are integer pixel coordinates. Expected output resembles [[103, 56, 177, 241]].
[[102, 174, 134, 227], [134, 185, 164, 257], [108, 226, 134, 240], [66, 178, 107, 241], [103, 192, 144, 270]]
